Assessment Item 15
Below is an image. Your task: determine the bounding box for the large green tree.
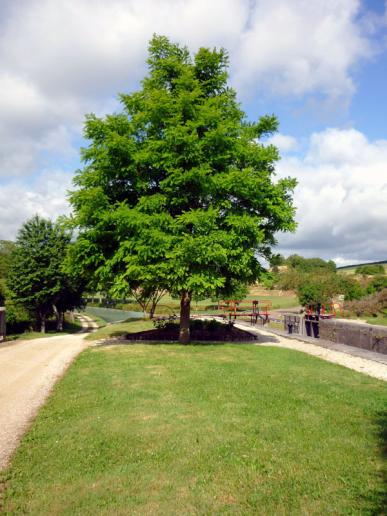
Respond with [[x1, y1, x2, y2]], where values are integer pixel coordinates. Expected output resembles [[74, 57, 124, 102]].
[[7, 216, 84, 332], [70, 35, 296, 343]]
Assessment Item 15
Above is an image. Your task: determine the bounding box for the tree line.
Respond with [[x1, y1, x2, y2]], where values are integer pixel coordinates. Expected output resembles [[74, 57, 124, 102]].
[[263, 253, 386, 310]]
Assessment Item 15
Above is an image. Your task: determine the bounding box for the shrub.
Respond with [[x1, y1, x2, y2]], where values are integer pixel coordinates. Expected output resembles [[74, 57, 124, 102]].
[[5, 302, 31, 334], [355, 264, 385, 275], [367, 276, 387, 294], [344, 290, 387, 317], [339, 276, 365, 300], [286, 255, 336, 273]]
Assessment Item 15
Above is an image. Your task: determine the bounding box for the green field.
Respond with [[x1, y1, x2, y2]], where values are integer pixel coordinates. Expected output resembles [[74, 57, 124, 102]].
[[2, 344, 386, 514], [337, 260, 387, 275], [111, 292, 299, 317], [367, 314, 387, 326]]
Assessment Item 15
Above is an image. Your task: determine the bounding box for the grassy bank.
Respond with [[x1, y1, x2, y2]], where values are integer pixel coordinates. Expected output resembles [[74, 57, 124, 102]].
[[85, 318, 153, 341], [2, 344, 386, 514]]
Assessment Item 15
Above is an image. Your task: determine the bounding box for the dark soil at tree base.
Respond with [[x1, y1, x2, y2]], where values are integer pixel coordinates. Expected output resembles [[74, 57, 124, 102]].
[[123, 325, 258, 342]]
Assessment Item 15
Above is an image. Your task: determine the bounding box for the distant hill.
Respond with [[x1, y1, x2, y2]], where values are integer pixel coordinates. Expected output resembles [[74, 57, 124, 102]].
[[337, 260, 387, 274]]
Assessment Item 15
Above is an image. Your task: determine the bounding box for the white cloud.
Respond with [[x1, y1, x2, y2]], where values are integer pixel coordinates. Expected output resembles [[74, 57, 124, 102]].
[[268, 134, 299, 153], [1, 0, 375, 103], [0, 0, 381, 181], [0, 170, 73, 240], [276, 128, 387, 263], [232, 0, 373, 100]]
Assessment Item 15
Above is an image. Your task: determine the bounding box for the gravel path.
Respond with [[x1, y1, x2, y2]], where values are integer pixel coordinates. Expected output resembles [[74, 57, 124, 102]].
[[0, 316, 96, 470], [235, 323, 387, 382]]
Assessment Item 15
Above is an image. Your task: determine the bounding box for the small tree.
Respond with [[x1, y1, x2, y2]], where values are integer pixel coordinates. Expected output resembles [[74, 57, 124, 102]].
[[70, 35, 296, 343], [7, 216, 82, 332]]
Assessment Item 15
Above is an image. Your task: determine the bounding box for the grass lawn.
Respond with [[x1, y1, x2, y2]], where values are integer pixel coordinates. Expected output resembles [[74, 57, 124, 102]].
[[1, 344, 386, 514], [367, 314, 387, 326], [85, 318, 154, 341]]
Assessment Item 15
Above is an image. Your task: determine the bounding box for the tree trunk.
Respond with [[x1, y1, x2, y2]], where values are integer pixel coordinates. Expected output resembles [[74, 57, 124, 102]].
[[179, 290, 191, 344], [53, 304, 64, 331], [40, 313, 46, 333], [58, 311, 64, 331], [149, 301, 156, 319]]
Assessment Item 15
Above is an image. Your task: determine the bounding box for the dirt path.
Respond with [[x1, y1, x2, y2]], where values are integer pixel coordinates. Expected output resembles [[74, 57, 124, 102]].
[[0, 316, 96, 470]]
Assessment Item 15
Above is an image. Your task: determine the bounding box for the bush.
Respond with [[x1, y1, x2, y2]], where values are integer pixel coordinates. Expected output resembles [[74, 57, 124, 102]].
[[286, 255, 336, 273], [338, 276, 365, 301], [297, 282, 331, 307], [5, 302, 31, 334], [260, 271, 278, 290], [296, 272, 344, 306], [367, 276, 387, 294], [344, 290, 387, 317], [277, 269, 303, 291], [355, 264, 385, 275]]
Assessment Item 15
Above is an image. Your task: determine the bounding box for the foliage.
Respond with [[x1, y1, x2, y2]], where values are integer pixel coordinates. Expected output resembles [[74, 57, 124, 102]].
[[7, 216, 84, 332], [366, 275, 387, 294], [4, 302, 31, 334], [272, 255, 338, 294], [355, 264, 385, 275], [0, 240, 16, 278], [269, 253, 285, 272], [69, 35, 296, 343], [297, 279, 332, 307], [127, 286, 166, 318], [297, 273, 346, 306], [0, 240, 16, 304], [338, 275, 365, 301], [259, 271, 278, 290], [286, 254, 336, 273], [344, 290, 387, 318], [276, 269, 303, 291]]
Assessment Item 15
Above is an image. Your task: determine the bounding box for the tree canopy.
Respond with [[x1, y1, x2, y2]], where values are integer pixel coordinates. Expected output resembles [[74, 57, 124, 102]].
[[0, 240, 16, 305], [7, 216, 84, 332], [70, 35, 296, 343]]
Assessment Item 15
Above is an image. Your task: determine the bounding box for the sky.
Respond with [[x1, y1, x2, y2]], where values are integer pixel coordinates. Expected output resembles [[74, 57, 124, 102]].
[[0, 0, 386, 266]]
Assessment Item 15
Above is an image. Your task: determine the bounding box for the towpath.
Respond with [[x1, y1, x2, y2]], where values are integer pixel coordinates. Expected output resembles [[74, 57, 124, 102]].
[[0, 315, 96, 470]]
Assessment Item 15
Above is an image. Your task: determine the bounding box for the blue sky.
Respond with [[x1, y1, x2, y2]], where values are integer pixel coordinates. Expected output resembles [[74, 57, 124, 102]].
[[0, 0, 386, 265]]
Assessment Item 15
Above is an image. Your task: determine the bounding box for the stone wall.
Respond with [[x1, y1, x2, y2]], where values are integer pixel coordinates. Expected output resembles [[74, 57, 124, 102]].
[[319, 318, 387, 355]]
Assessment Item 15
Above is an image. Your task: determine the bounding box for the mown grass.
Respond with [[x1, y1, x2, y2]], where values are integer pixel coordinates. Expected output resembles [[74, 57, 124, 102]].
[[85, 318, 153, 341], [367, 314, 387, 326], [2, 344, 386, 515]]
